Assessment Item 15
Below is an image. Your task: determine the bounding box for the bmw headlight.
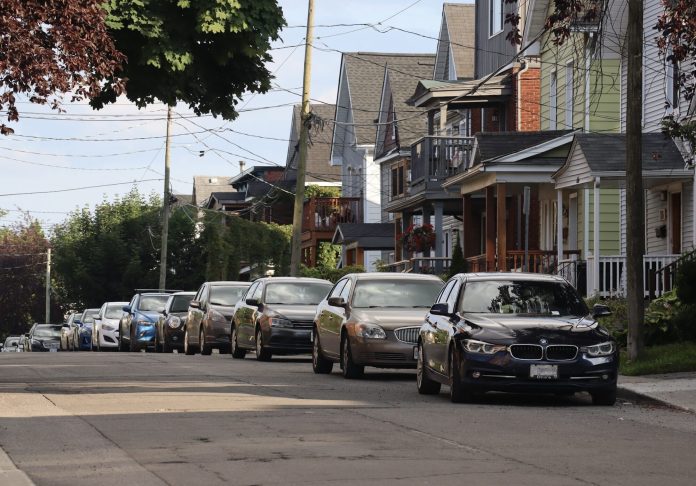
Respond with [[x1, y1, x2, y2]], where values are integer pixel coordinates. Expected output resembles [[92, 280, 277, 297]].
[[463, 339, 506, 354], [582, 341, 615, 357], [168, 316, 182, 329], [269, 317, 292, 328], [355, 323, 386, 339]]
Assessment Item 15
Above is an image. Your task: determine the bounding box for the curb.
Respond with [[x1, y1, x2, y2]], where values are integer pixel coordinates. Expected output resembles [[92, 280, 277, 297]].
[[617, 385, 694, 414], [0, 446, 35, 486]]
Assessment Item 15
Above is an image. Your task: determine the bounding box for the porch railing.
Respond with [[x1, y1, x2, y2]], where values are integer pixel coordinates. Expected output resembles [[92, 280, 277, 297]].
[[383, 257, 452, 274], [302, 197, 361, 233], [410, 136, 474, 186], [647, 249, 696, 299], [585, 254, 681, 298]]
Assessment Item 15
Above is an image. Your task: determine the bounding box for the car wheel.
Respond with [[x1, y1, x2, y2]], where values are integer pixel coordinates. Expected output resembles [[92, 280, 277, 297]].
[[231, 326, 246, 359], [417, 344, 441, 395], [312, 330, 333, 374], [255, 328, 272, 361], [340, 335, 364, 379], [200, 328, 212, 356], [591, 386, 617, 406], [97, 334, 102, 352], [449, 346, 473, 403], [118, 326, 128, 352], [154, 329, 162, 353], [161, 336, 171, 354], [184, 328, 196, 355]]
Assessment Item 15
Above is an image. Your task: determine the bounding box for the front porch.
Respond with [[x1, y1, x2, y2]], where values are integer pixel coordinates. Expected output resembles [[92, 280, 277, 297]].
[[301, 197, 361, 267]]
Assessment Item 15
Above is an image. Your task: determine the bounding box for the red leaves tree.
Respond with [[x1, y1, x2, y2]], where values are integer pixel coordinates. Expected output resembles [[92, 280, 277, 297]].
[[0, 0, 125, 134]]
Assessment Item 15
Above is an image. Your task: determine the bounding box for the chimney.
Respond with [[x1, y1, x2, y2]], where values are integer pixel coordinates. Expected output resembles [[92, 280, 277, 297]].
[[239, 160, 246, 174]]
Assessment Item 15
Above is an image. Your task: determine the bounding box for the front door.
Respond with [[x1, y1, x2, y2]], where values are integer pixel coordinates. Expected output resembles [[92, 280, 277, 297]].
[[671, 192, 682, 254]]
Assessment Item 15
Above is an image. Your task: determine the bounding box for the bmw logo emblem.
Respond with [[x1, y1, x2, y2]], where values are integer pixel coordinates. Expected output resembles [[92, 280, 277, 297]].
[[539, 338, 548, 345]]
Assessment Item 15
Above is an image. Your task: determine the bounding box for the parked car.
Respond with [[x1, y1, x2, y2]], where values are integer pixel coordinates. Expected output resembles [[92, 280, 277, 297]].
[[155, 292, 196, 353], [2, 336, 23, 352], [92, 301, 128, 351], [231, 277, 333, 361], [312, 273, 443, 377], [60, 313, 78, 351], [119, 291, 175, 352], [72, 308, 99, 351], [20, 334, 30, 352], [184, 281, 251, 355], [416, 273, 619, 405], [26, 324, 63, 352]]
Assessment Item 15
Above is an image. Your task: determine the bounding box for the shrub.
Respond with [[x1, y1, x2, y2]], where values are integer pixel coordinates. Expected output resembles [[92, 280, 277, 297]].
[[676, 258, 696, 305], [644, 290, 682, 345], [448, 233, 467, 279], [300, 265, 364, 283], [585, 297, 628, 346]]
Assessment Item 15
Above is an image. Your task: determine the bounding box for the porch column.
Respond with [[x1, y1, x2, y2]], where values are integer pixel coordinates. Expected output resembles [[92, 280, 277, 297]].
[[593, 178, 601, 295], [462, 194, 470, 258], [434, 201, 444, 273], [422, 204, 432, 259], [497, 183, 507, 271], [439, 104, 448, 133], [486, 186, 496, 271], [557, 189, 564, 265]]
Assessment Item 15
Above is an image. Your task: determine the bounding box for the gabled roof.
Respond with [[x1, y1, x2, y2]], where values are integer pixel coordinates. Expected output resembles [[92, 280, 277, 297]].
[[554, 133, 691, 189], [192, 175, 233, 207], [285, 103, 341, 183], [332, 223, 394, 250], [375, 55, 436, 154], [435, 3, 475, 80], [338, 52, 436, 146]]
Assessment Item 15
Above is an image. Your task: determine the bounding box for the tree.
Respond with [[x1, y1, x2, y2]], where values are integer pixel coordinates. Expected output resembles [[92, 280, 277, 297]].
[[0, 0, 125, 134], [0, 218, 55, 337], [448, 233, 467, 279], [93, 0, 286, 119]]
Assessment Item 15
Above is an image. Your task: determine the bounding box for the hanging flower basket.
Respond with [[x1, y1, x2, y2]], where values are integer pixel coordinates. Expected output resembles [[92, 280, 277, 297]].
[[402, 224, 436, 253]]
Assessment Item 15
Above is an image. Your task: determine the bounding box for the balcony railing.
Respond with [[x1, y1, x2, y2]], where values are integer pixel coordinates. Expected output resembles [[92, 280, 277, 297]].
[[302, 197, 361, 233], [410, 136, 474, 187]]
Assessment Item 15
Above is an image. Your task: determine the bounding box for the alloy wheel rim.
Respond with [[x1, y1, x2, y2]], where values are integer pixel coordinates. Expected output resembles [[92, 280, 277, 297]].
[[417, 346, 423, 387], [312, 336, 319, 367], [184, 330, 189, 353], [200, 329, 204, 350], [232, 328, 237, 352], [256, 331, 262, 355], [342, 339, 348, 369]]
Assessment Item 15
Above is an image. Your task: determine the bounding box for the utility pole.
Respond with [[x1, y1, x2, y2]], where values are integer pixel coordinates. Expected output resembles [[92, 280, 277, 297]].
[[159, 106, 173, 290], [626, 0, 644, 361], [289, 0, 315, 276], [45, 248, 51, 323]]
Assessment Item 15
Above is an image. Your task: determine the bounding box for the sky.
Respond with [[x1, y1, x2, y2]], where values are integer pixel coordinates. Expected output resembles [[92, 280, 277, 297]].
[[0, 0, 464, 232]]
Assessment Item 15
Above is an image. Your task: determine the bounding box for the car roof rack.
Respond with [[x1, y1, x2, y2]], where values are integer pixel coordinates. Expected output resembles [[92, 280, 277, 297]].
[[134, 289, 184, 293]]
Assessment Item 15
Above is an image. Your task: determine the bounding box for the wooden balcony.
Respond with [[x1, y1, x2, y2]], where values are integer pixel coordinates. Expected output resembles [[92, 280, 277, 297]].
[[409, 136, 474, 191], [301, 197, 362, 267]]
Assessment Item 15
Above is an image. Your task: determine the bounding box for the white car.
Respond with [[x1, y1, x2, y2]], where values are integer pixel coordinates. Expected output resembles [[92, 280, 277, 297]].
[[92, 301, 128, 351], [2, 336, 23, 352]]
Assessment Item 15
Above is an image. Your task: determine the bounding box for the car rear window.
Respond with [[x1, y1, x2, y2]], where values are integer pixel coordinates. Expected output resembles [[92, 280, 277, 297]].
[[351, 279, 443, 308], [459, 280, 588, 316]]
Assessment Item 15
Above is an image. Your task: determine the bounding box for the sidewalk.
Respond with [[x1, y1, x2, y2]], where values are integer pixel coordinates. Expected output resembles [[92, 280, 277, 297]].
[[618, 372, 696, 413], [0, 446, 34, 486]]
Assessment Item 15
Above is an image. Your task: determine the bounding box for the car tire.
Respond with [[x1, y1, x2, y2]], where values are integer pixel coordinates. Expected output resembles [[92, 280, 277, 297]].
[[417, 344, 441, 395], [255, 328, 272, 361], [591, 386, 617, 406], [97, 335, 101, 352], [184, 328, 196, 355], [118, 325, 129, 352], [449, 347, 473, 403], [230, 326, 246, 359], [312, 330, 333, 374], [340, 335, 364, 379], [161, 338, 171, 354], [200, 328, 212, 356]]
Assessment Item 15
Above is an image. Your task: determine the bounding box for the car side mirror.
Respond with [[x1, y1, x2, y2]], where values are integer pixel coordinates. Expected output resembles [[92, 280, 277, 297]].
[[592, 304, 612, 319], [430, 302, 454, 317], [122, 305, 131, 312], [327, 296, 347, 308], [189, 301, 201, 309], [246, 298, 260, 307]]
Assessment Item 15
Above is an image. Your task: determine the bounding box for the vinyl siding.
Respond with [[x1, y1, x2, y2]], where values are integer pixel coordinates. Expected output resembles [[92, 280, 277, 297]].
[[555, 146, 592, 188], [642, 0, 669, 132], [433, 14, 450, 81], [581, 188, 622, 255], [589, 59, 622, 133], [645, 189, 669, 254], [683, 181, 694, 251], [475, 0, 518, 78]]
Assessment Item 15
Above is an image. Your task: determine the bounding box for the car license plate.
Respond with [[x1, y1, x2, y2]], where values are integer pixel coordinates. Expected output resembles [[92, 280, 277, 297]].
[[413, 346, 419, 360], [530, 364, 558, 379]]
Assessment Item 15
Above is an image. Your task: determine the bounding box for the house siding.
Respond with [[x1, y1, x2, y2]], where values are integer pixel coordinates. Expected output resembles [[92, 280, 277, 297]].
[[583, 188, 622, 255], [475, 0, 518, 78], [434, 14, 450, 80], [645, 189, 669, 254], [683, 181, 694, 251]]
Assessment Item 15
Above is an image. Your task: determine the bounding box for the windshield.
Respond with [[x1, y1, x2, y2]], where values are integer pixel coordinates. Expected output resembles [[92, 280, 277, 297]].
[[139, 295, 169, 312], [170, 294, 194, 313], [460, 280, 589, 316], [105, 304, 125, 319], [265, 282, 331, 305], [209, 286, 249, 306], [33, 326, 62, 338], [81, 310, 99, 323], [351, 279, 443, 308]]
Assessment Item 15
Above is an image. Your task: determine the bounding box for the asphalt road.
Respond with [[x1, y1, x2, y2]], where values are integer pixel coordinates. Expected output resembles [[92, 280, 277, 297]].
[[1, 351, 695, 486]]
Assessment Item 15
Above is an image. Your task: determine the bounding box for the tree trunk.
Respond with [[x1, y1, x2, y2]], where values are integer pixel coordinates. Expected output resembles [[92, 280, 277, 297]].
[[626, 0, 644, 360]]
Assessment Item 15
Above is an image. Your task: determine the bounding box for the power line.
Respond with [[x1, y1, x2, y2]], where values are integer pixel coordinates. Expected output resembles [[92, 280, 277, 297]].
[[0, 179, 163, 197]]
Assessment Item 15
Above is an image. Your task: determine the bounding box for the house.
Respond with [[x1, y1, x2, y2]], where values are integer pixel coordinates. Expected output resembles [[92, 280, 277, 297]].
[[192, 176, 233, 207], [225, 165, 295, 224], [332, 223, 394, 268], [331, 52, 438, 270]]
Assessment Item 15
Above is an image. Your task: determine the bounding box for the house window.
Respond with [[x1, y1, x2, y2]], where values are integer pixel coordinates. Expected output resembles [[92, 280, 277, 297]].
[[489, 0, 504, 36], [666, 57, 680, 111], [390, 165, 404, 198], [550, 70, 558, 130], [459, 110, 472, 137], [565, 61, 574, 128]]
